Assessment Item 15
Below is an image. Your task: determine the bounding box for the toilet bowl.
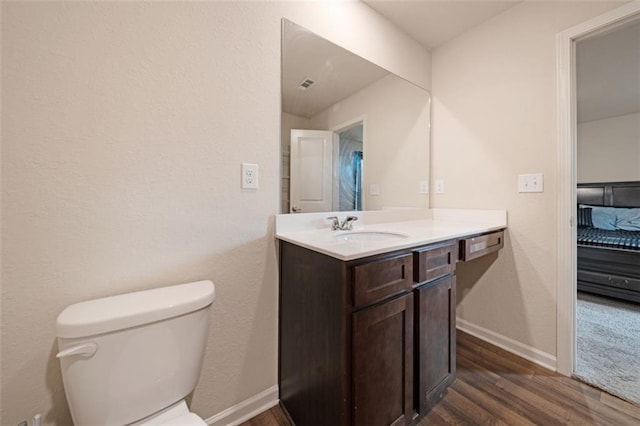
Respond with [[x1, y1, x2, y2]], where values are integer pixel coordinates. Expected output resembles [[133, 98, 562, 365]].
[[56, 280, 215, 426]]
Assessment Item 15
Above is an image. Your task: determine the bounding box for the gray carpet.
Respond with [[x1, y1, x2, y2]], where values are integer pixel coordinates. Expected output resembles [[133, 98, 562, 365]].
[[575, 292, 640, 405]]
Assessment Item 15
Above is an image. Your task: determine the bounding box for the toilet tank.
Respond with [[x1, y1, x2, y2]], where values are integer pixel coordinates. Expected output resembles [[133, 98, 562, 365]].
[[56, 280, 215, 426]]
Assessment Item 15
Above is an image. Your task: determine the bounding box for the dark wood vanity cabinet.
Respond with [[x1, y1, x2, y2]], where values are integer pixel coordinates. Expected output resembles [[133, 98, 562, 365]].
[[352, 292, 413, 426], [279, 241, 348, 426], [412, 241, 457, 415], [351, 253, 414, 425], [279, 238, 458, 425], [414, 275, 456, 414]]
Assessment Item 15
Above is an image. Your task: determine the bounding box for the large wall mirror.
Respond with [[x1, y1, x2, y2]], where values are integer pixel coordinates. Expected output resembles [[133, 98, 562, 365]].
[[281, 19, 431, 214]]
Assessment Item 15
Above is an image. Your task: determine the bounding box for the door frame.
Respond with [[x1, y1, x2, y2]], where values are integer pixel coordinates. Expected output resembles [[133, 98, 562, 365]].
[[555, 1, 640, 376]]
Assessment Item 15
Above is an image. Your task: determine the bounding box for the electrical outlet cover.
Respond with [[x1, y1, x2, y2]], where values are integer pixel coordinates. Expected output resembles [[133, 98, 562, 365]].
[[241, 163, 259, 189]]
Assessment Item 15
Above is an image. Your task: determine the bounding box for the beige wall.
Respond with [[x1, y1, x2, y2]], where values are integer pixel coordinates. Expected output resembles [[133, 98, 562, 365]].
[[0, 2, 430, 424], [431, 1, 624, 357], [311, 74, 430, 210], [577, 112, 640, 183]]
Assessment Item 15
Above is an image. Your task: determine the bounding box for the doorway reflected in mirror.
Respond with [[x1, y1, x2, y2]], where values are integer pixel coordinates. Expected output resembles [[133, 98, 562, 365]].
[[337, 124, 363, 211]]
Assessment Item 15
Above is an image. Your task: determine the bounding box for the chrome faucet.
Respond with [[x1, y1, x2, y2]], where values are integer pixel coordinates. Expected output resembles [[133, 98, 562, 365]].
[[327, 215, 359, 231]]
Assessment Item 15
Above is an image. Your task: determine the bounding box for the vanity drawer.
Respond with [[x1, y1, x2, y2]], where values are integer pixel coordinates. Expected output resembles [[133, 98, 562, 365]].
[[353, 254, 413, 309], [413, 242, 456, 284], [459, 231, 504, 262]]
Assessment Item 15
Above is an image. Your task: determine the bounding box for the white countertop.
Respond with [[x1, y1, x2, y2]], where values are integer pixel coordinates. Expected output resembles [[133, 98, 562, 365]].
[[275, 208, 507, 261]]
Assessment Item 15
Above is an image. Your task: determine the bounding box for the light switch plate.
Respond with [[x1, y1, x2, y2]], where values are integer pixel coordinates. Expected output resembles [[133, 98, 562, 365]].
[[518, 173, 543, 193], [420, 180, 429, 194], [369, 183, 380, 196]]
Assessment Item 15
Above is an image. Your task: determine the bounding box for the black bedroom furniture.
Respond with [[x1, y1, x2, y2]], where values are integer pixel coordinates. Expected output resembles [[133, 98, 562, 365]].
[[577, 181, 640, 303]]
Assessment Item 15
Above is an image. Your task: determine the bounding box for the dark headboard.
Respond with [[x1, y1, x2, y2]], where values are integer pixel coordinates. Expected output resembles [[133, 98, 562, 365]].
[[577, 181, 640, 208]]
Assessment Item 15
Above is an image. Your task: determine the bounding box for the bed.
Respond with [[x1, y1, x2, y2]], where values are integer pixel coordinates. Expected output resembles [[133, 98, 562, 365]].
[[577, 181, 640, 303]]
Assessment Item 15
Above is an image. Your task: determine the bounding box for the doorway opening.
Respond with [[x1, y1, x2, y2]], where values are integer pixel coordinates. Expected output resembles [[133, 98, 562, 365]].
[[556, 1, 640, 405], [573, 20, 640, 404], [335, 123, 364, 212]]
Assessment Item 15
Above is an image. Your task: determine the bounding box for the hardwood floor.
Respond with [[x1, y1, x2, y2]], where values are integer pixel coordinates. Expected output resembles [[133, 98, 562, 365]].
[[241, 330, 640, 425]]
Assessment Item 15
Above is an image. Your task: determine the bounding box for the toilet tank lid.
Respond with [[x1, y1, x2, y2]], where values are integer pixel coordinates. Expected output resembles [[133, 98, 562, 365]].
[[56, 280, 215, 339]]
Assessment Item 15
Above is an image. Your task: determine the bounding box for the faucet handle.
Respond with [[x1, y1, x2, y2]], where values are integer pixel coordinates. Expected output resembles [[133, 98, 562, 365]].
[[326, 216, 340, 230]]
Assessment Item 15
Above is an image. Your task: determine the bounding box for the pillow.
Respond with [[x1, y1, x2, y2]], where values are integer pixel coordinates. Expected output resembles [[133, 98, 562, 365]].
[[615, 208, 640, 231], [578, 205, 640, 231], [582, 205, 617, 230], [577, 207, 593, 227]]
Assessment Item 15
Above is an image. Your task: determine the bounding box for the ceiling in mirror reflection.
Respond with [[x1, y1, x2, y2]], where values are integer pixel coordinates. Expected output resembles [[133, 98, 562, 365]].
[[282, 20, 389, 118]]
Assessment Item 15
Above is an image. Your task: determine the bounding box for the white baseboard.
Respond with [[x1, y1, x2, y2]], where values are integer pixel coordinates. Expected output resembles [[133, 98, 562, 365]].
[[206, 385, 279, 426], [457, 318, 557, 371]]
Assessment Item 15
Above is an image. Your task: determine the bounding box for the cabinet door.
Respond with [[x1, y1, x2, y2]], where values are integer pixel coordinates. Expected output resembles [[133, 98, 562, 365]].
[[414, 275, 456, 415], [353, 293, 413, 426]]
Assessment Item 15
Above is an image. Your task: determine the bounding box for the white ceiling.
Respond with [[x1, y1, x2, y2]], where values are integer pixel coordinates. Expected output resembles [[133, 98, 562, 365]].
[[366, 0, 639, 124], [362, 0, 521, 50], [576, 20, 640, 123]]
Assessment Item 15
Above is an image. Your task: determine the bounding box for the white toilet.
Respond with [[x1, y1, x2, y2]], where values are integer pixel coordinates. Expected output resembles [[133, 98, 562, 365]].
[[56, 280, 215, 426]]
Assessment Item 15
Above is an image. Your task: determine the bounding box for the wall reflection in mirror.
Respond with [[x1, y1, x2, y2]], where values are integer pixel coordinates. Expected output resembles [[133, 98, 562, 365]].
[[281, 19, 431, 214]]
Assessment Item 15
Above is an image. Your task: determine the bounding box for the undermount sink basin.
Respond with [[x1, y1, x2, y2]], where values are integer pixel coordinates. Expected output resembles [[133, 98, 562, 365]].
[[335, 231, 409, 242]]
